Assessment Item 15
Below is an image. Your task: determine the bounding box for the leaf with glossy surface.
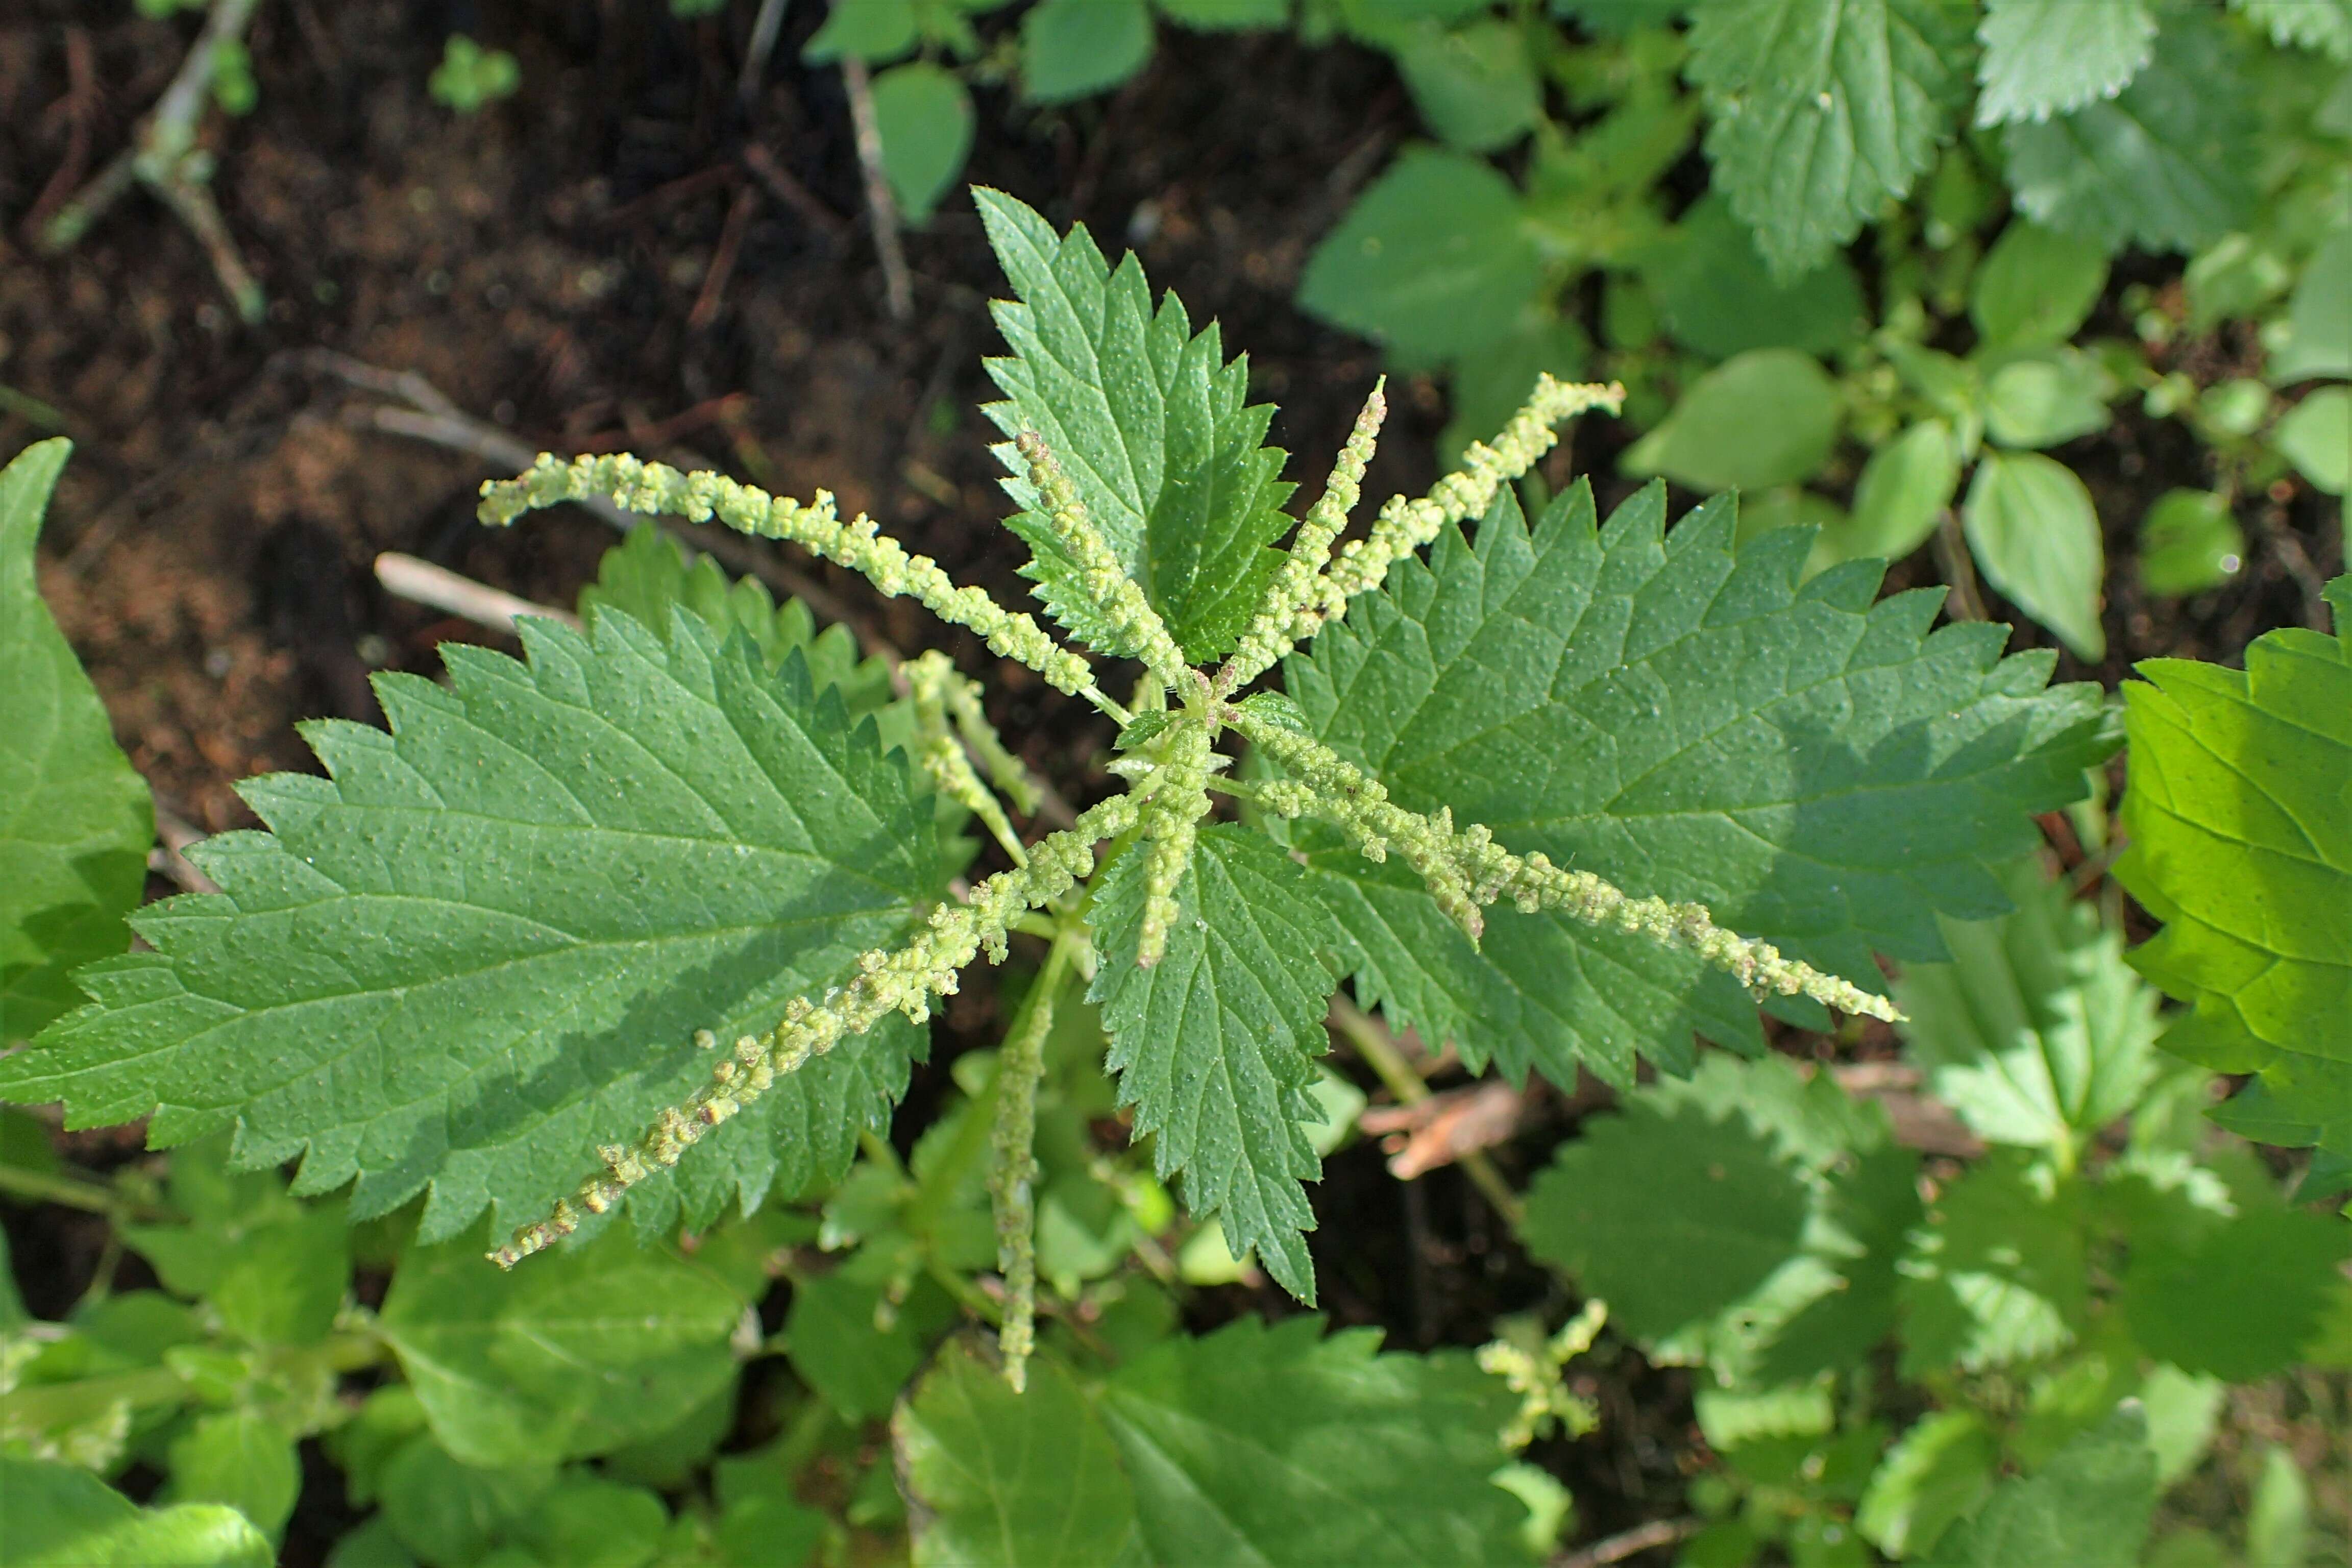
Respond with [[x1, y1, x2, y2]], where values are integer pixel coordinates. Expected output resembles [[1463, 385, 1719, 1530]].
[[1089, 826, 1341, 1301], [1819, 418, 1959, 568], [1971, 223, 2110, 349], [0, 607, 946, 1246], [2114, 579, 2352, 1162], [1974, 0, 2155, 126], [1021, 0, 1152, 102], [2138, 490, 2244, 598], [1921, 1406, 2156, 1568], [379, 1224, 747, 1466], [977, 190, 1295, 662], [1647, 194, 1867, 360], [1962, 451, 2106, 661], [1298, 146, 1544, 364], [1392, 16, 1541, 153], [897, 1340, 1143, 1568], [2275, 388, 2349, 496], [1857, 1410, 1999, 1559], [1284, 480, 2114, 1089], [1687, 0, 1971, 277], [2270, 230, 2352, 384], [872, 62, 975, 225], [1, 1456, 272, 1568], [1100, 1316, 1526, 1567], [1522, 1093, 1811, 1341], [1624, 349, 1844, 492], [1896, 857, 2159, 1154], [0, 439, 153, 1044], [2002, 21, 2253, 254]]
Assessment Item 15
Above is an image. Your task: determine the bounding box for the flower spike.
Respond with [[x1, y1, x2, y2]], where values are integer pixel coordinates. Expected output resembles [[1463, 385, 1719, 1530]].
[[479, 452, 1094, 697]]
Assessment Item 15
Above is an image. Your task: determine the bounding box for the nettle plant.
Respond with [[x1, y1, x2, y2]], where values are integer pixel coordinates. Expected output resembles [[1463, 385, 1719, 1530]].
[[4, 190, 2225, 1555]]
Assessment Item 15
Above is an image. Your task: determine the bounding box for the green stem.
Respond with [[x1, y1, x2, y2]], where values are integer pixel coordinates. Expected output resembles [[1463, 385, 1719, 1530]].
[[0, 1163, 126, 1216], [1328, 995, 1524, 1228]]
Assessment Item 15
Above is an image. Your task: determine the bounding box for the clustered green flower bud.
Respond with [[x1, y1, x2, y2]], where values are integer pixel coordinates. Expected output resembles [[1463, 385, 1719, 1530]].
[[1014, 431, 1190, 688], [1298, 377, 1625, 641], [1228, 704, 1902, 1026], [489, 793, 1142, 1268], [1223, 379, 1387, 690], [1132, 705, 1217, 967], [478, 452, 1095, 696], [906, 650, 1026, 864], [986, 937, 1071, 1392]]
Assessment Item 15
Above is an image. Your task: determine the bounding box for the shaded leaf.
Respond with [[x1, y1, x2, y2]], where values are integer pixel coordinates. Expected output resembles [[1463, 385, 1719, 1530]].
[[0, 439, 153, 1043], [1285, 480, 2114, 1089]]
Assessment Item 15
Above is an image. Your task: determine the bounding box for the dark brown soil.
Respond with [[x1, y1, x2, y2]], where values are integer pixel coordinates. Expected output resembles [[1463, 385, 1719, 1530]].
[[2, 4, 2342, 1564]]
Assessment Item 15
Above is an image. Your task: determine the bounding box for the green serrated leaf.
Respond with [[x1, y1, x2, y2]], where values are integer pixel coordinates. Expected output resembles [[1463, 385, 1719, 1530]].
[[1099, 1316, 1526, 1566], [897, 1340, 1144, 1567], [1921, 1405, 2155, 1568], [1686, 0, 1971, 278], [2230, 0, 2352, 61], [380, 1223, 747, 1466], [1974, 0, 2154, 127], [375, 1434, 553, 1567], [1, 1456, 273, 1568], [1089, 825, 1340, 1301], [1284, 480, 2114, 1090], [976, 190, 1295, 663], [1297, 145, 1545, 365], [901, 1319, 1521, 1567], [0, 608, 945, 1244], [1961, 450, 2106, 661], [2114, 579, 2352, 1162], [1899, 1150, 2088, 1375], [1, 439, 154, 1044], [1896, 857, 2159, 1155], [2116, 1173, 2352, 1382], [1522, 1089, 1813, 1342], [1857, 1410, 1999, 1559], [2001, 17, 2254, 255]]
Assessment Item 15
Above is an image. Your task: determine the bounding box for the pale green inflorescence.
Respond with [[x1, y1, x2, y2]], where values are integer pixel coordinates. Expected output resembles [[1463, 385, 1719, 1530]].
[[1013, 430, 1190, 688], [479, 371, 1885, 1285], [489, 793, 1140, 1268], [1228, 705, 1902, 1026], [1222, 378, 1388, 690], [906, 650, 1026, 864], [477, 452, 1096, 698], [1289, 375, 1625, 650]]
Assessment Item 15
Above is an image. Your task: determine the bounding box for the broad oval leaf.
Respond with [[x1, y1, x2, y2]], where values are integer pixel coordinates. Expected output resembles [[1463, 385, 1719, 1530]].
[[0, 609, 947, 1244], [1961, 450, 2108, 662]]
